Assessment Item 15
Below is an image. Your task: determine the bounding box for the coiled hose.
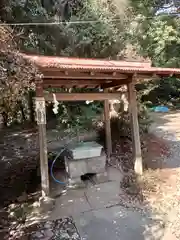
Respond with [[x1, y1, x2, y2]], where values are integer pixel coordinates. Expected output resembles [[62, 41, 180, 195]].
[[50, 147, 67, 184]]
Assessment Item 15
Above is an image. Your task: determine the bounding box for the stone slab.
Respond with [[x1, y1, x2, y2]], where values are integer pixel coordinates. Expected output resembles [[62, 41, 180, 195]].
[[85, 181, 121, 209], [93, 172, 109, 184], [49, 189, 91, 220], [74, 205, 165, 240], [107, 167, 123, 182]]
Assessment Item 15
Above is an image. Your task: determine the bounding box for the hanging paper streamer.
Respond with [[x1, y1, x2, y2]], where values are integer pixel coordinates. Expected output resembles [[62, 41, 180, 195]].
[[35, 97, 46, 124], [52, 93, 59, 114], [86, 100, 93, 105]]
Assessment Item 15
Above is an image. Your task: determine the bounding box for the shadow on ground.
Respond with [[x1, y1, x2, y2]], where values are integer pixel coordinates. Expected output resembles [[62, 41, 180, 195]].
[[144, 111, 180, 170], [48, 166, 166, 240]]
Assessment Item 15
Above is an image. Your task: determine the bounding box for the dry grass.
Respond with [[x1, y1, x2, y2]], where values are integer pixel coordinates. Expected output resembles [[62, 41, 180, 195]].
[[120, 133, 180, 228], [119, 133, 177, 214], [139, 168, 180, 214], [139, 134, 180, 215], [142, 133, 170, 169]]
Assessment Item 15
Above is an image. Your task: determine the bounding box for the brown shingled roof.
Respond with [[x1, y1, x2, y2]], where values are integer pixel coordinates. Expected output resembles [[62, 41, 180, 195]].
[[22, 54, 180, 76]]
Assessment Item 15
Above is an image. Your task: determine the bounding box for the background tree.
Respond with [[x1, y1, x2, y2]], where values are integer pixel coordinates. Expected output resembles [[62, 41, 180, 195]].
[[0, 0, 130, 126], [0, 0, 129, 58], [0, 25, 37, 126], [1, 0, 180, 125], [128, 0, 180, 107]]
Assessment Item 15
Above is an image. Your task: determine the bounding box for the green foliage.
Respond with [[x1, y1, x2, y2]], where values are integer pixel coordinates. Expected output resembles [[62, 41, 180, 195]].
[[59, 0, 127, 58], [0, 25, 37, 125], [97, 104, 151, 151], [128, 1, 180, 107], [0, 0, 129, 125], [137, 77, 180, 108], [1, 0, 180, 126], [57, 102, 103, 136], [128, 0, 180, 68], [1, 0, 128, 58], [131, 16, 180, 67]]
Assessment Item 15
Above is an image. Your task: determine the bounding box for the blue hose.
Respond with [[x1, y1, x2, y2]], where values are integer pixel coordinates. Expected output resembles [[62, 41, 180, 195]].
[[50, 148, 67, 184]]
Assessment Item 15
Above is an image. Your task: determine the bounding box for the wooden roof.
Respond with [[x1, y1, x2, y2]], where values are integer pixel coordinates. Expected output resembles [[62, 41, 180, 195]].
[[23, 54, 180, 89]]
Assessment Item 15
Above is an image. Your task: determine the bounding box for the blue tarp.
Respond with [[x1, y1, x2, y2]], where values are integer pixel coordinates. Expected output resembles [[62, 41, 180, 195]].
[[152, 106, 169, 113]]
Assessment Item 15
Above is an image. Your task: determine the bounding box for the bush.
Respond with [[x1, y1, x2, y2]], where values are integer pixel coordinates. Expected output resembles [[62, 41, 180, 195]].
[[137, 77, 180, 109], [56, 101, 103, 135], [96, 104, 151, 145]]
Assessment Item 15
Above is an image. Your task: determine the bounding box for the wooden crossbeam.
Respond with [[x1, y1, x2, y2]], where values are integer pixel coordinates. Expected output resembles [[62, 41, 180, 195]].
[[43, 79, 104, 88], [102, 79, 130, 89], [43, 83, 99, 88], [44, 92, 120, 101], [43, 79, 130, 89], [41, 70, 128, 80], [43, 79, 105, 84]]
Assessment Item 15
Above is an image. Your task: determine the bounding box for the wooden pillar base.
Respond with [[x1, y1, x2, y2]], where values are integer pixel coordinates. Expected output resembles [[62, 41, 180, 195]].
[[35, 95, 49, 197], [39, 124, 50, 196], [134, 156, 143, 175], [128, 81, 143, 175], [104, 93, 112, 161]]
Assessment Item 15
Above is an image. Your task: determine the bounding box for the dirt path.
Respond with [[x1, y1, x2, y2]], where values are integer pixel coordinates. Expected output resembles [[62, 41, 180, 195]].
[[147, 111, 180, 239], [150, 111, 180, 143]]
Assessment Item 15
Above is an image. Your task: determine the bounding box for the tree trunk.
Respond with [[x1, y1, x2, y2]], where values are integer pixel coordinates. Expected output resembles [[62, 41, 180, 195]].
[[19, 102, 26, 121], [0, 113, 3, 129], [29, 90, 35, 123], [2, 111, 8, 127]]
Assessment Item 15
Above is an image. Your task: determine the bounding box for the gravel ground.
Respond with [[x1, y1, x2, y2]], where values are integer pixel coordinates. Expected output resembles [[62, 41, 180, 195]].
[[6, 217, 80, 240], [145, 112, 180, 239], [31, 218, 80, 240], [153, 141, 180, 239], [118, 112, 180, 239]]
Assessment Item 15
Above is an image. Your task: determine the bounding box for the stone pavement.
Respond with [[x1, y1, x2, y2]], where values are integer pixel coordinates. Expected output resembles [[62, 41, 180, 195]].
[[49, 167, 122, 220], [74, 205, 164, 240], [49, 167, 166, 240]]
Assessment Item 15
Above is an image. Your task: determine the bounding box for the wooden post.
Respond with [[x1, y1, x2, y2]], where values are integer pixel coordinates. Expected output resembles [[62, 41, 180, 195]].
[[128, 81, 142, 175], [36, 82, 49, 197], [104, 91, 112, 161]]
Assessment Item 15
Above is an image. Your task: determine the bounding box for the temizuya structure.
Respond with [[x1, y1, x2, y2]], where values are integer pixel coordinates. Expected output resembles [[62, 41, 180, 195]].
[[24, 55, 180, 197]]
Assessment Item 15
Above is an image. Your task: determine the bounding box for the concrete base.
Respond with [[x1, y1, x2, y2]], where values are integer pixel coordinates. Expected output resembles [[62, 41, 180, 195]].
[[65, 154, 107, 186]]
